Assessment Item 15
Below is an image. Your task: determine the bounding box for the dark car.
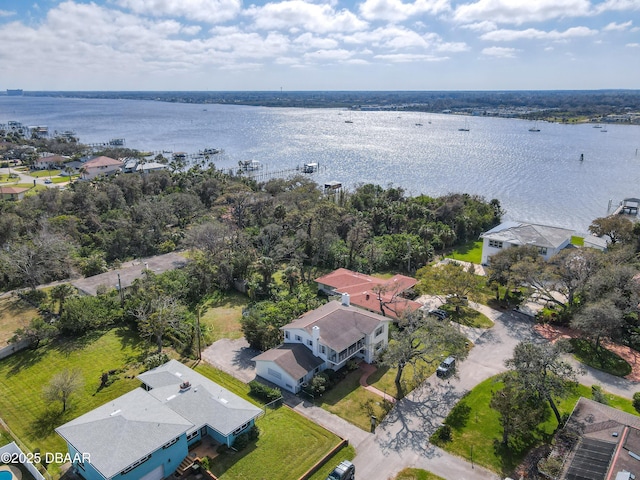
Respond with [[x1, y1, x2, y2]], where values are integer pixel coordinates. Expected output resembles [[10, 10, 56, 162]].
[[436, 356, 456, 378], [428, 308, 449, 320], [327, 460, 355, 480]]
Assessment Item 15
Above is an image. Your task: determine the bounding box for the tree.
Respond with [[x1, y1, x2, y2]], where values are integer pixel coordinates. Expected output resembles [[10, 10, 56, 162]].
[[379, 311, 468, 398], [505, 341, 579, 426], [43, 369, 83, 413], [49, 283, 77, 315], [485, 245, 540, 302], [571, 298, 625, 354], [10, 317, 57, 349], [589, 216, 634, 245], [416, 261, 481, 312], [490, 373, 547, 446], [548, 248, 603, 308], [131, 295, 188, 353]]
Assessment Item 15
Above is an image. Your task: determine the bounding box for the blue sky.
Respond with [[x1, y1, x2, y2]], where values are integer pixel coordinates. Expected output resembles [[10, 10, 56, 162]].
[[1, 0, 639, 90]]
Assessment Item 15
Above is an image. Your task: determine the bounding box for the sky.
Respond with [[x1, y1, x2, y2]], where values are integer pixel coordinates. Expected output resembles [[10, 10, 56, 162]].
[[1, 0, 639, 91]]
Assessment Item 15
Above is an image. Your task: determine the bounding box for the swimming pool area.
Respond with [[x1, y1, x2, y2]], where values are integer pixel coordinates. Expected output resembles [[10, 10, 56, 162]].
[[0, 465, 21, 480]]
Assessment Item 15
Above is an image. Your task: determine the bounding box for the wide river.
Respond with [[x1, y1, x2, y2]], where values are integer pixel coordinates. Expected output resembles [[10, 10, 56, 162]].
[[2, 96, 639, 232]]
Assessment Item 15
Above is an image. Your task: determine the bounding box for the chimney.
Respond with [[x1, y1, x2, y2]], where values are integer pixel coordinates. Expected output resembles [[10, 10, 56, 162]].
[[341, 293, 350, 307], [312, 326, 320, 356]]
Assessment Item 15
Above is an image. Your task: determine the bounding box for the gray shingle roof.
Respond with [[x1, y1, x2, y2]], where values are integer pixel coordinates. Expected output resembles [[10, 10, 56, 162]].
[[55, 388, 192, 479], [481, 221, 574, 249], [56, 361, 263, 479], [253, 344, 324, 380], [283, 301, 387, 352]]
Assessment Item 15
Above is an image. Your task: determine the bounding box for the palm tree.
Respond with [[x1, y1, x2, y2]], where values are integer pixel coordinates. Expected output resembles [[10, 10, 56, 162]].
[[50, 283, 77, 315]]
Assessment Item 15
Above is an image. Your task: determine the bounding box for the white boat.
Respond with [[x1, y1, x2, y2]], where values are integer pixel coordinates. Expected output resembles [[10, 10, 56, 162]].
[[458, 119, 470, 131], [528, 122, 540, 132]]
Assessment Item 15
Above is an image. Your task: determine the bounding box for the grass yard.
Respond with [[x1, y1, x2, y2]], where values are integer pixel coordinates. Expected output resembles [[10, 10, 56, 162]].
[[432, 375, 635, 475], [314, 368, 393, 431], [29, 169, 62, 178], [569, 338, 632, 377], [445, 240, 483, 265], [0, 427, 12, 447], [439, 304, 494, 329], [0, 295, 41, 345], [0, 328, 151, 477], [395, 468, 446, 480], [210, 407, 343, 480], [194, 362, 255, 402], [199, 292, 247, 343]]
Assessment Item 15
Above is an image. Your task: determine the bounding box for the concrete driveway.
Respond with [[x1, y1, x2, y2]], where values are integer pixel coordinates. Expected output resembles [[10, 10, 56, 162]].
[[201, 338, 261, 384]]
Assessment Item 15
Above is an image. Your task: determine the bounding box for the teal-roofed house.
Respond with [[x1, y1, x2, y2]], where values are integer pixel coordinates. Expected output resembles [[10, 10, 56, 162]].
[[56, 360, 263, 480]]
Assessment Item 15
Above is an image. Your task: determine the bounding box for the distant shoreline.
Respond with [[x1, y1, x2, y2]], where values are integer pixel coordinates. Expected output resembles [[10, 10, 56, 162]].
[[5, 89, 640, 125]]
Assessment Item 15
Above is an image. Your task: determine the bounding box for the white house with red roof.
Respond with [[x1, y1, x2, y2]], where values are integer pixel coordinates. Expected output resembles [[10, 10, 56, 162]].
[[81, 156, 124, 180], [34, 153, 68, 170], [315, 268, 421, 319], [253, 296, 390, 393]]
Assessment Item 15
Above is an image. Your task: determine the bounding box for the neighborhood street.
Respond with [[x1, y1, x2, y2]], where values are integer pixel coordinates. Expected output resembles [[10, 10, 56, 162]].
[[202, 302, 639, 480]]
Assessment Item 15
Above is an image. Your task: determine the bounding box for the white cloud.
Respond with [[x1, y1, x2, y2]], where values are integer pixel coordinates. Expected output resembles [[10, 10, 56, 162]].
[[358, 0, 450, 23], [293, 32, 339, 49], [0, 10, 15, 17], [116, 0, 242, 23], [603, 20, 633, 31], [481, 26, 597, 42], [436, 41, 469, 52], [244, 1, 368, 34], [627, 42, 640, 47], [374, 52, 447, 61], [340, 25, 438, 50], [481, 46, 518, 57], [595, 0, 640, 13], [460, 21, 497, 32], [303, 48, 354, 62], [454, 0, 591, 25]]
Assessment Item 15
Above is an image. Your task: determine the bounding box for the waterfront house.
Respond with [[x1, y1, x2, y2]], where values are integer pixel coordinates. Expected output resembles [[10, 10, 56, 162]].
[[253, 296, 390, 393], [34, 153, 68, 170], [479, 221, 574, 265], [136, 161, 167, 174], [0, 186, 29, 201], [80, 156, 124, 180], [315, 268, 421, 319], [56, 360, 263, 480]]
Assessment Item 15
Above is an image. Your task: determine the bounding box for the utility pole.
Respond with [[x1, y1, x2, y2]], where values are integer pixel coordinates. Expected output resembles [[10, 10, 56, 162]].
[[117, 273, 124, 307], [196, 305, 202, 360]]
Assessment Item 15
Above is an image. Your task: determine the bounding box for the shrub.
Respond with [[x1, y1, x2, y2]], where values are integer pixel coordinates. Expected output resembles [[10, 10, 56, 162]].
[[432, 425, 452, 443], [538, 455, 564, 478], [592, 385, 609, 405], [249, 381, 281, 402], [144, 352, 169, 370], [634, 392, 640, 414], [248, 425, 260, 441], [232, 433, 249, 451], [310, 373, 329, 395], [19, 289, 47, 306], [199, 457, 211, 472]]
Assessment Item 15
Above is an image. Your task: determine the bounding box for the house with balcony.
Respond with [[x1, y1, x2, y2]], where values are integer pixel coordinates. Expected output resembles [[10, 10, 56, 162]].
[[479, 221, 575, 265], [253, 295, 390, 393], [315, 268, 421, 319], [56, 360, 262, 480]]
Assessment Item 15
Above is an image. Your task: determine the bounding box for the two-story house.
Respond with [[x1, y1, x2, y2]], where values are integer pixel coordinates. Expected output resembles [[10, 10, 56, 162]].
[[479, 221, 575, 265], [80, 156, 124, 180], [253, 295, 390, 393], [56, 360, 262, 480]]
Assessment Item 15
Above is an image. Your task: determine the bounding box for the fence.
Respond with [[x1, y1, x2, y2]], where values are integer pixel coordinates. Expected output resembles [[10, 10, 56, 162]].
[[0, 339, 31, 361]]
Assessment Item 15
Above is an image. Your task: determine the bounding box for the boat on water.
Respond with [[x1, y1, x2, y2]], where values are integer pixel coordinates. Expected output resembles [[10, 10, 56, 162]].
[[458, 119, 470, 131], [593, 124, 602, 128], [528, 122, 540, 132], [303, 162, 318, 173]]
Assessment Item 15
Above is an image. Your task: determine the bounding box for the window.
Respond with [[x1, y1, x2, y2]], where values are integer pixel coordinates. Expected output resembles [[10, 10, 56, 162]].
[[307, 339, 313, 346], [320, 346, 326, 354], [488, 240, 503, 249], [284, 331, 290, 339], [120, 454, 151, 475], [233, 422, 251, 435], [375, 326, 384, 337], [538, 247, 548, 255], [162, 437, 179, 449], [295, 335, 302, 342], [187, 431, 199, 441]]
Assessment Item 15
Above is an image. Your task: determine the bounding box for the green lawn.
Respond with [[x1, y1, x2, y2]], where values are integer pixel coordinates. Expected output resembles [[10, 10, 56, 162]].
[[439, 304, 494, 329], [314, 368, 392, 431], [445, 240, 483, 265], [29, 169, 62, 178], [569, 338, 632, 377], [395, 468, 446, 480], [0, 295, 41, 345], [432, 375, 636, 475], [199, 292, 247, 343], [210, 407, 343, 480], [0, 328, 150, 477]]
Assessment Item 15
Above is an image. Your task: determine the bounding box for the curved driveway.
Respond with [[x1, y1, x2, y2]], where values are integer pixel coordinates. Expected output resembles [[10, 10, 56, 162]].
[[202, 302, 639, 480]]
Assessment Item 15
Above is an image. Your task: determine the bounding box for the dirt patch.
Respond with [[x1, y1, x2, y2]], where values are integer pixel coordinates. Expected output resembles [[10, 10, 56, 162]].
[[0, 296, 40, 345], [534, 323, 640, 382]]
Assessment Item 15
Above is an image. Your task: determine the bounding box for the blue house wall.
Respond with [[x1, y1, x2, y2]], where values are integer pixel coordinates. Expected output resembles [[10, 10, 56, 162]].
[[65, 434, 188, 480], [208, 420, 256, 447]]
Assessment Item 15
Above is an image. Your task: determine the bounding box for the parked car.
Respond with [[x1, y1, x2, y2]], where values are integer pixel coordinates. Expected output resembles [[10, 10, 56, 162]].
[[44, 178, 52, 184], [436, 356, 456, 378], [428, 308, 449, 320], [327, 460, 355, 480]]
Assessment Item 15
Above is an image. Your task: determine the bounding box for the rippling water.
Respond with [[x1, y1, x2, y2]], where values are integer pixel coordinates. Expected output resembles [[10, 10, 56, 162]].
[[2, 96, 639, 231]]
